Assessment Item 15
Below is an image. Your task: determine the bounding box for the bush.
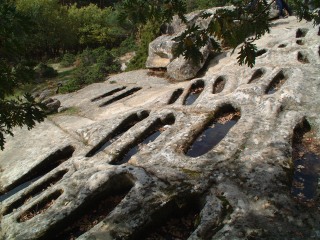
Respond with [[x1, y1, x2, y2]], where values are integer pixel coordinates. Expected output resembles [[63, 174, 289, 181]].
[[34, 63, 58, 78], [78, 48, 96, 66], [60, 48, 120, 93], [77, 47, 121, 73], [126, 20, 161, 71], [97, 51, 121, 74], [46, 57, 62, 64], [60, 65, 104, 93], [59, 78, 82, 93], [76, 64, 104, 84], [186, 0, 230, 11], [111, 35, 137, 57], [60, 53, 76, 67]]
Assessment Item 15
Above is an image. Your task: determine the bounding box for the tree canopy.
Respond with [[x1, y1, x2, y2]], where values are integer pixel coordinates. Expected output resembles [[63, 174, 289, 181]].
[[0, 0, 46, 150]]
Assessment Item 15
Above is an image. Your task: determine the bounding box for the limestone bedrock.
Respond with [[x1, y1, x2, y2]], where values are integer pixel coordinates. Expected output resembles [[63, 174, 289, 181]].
[[1, 17, 320, 239]]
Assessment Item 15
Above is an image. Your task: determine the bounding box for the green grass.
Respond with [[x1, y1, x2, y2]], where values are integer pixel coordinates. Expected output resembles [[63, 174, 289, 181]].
[[53, 106, 80, 116]]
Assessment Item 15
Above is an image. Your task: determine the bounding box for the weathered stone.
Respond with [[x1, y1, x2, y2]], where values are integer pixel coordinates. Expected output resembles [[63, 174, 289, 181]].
[[147, 34, 212, 81], [42, 98, 61, 113], [1, 17, 320, 240], [119, 51, 136, 71], [268, 0, 281, 19], [146, 8, 224, 80], [146, 35, 178, 68], [167, 40, 212, 81], [161, 9, 204, 35], [147, 4, 282, 81], [57, 106, 68, 113], [38, 89, 52, 102]]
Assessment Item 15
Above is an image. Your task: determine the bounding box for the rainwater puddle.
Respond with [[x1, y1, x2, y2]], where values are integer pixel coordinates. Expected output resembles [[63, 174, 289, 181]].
[[184, 80, 204, 105], [3, 169, 68, 215], [291, 119, 320, 206], [0, 176, 43, 203], [116, 131, 161, 165], [187, 120, 239, 157], [0, 146, 74, 202], [291, 153, 320, 201], [86, 111, 149, 157], [186, 105, 240, 157], [111, 114, 175, 165]]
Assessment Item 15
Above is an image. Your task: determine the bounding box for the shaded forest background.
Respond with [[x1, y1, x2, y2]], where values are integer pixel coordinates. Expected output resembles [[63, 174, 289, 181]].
[[5, 0, 231, 93], [3, 0, 305, 93], [14, 0, 230, 62]]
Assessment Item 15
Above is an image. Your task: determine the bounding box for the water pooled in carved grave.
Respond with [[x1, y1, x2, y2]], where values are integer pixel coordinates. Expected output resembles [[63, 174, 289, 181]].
[[187, 106, 240, 157]]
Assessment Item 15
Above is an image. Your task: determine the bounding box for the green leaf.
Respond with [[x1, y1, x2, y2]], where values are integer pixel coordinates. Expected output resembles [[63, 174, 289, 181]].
[[237, 42, 257, 68]]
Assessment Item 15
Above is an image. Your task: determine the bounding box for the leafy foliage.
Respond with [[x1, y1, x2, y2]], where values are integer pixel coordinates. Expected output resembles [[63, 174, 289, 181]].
[[111, 35, 138, 57], [117, 0, 272, 67], [117, 0, 188, 70], [15, 0, 128, 60], [34, 63, 58, 79], [185, 0, 231, 11], [118, 0, 187, 27], [16, 0, 76, 59], [126, 20, 162, 70], [237, 42, 257, 67], [58, 0, 119, 8], [174, 0, 272, 67], [68, 4, 124, 48], [291, 0, 320, 25], [0, 0, 46, 150], [173, 25, 210, 64], [60, 53, 76, 67], [0, 95, 46, 150], [61, 48, 120, 92]]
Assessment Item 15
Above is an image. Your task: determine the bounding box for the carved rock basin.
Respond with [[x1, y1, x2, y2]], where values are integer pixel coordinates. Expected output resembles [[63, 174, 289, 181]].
[[1, 17, 320, 239]]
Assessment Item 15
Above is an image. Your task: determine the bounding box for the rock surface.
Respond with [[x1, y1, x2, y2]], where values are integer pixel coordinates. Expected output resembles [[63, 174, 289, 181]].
[[42, 98, 61, 113], [166, 41, 212, 81], [146, 7, 227, 80], [146, 35, 178, 68], [147, 3, 281, 81], [1, 17, 320, 240]]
